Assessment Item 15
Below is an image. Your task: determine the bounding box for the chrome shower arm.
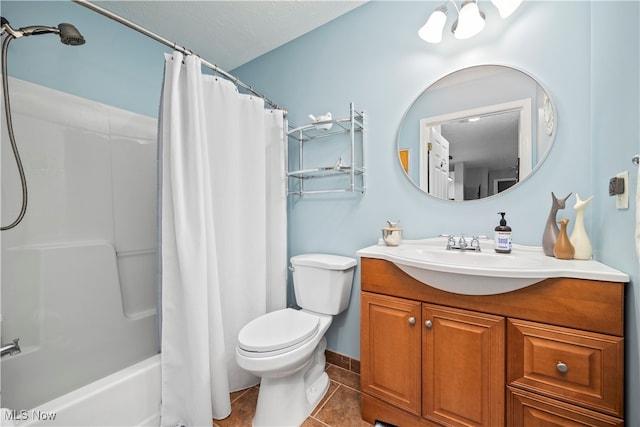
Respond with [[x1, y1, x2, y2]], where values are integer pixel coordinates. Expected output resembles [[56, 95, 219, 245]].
[[2, 17, 61, 38], [16, 25, 61, 38], [0, 17, 24, 38]]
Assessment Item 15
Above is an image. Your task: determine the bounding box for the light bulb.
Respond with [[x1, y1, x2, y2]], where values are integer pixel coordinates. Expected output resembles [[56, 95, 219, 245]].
[[454, 0, 485, 40], [491, 0, 523, 18], [418, 6, 448, 44]]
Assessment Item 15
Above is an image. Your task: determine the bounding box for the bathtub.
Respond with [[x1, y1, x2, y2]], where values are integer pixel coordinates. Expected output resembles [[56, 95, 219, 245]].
[[3, 355, 160, 427]]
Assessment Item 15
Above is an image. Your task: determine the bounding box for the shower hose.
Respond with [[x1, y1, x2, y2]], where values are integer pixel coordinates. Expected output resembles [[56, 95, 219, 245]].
[[1, 32, 28, 231]]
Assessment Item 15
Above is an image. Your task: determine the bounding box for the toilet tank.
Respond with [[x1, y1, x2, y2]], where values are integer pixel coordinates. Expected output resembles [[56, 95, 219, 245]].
[[291, 254, 357, 315]]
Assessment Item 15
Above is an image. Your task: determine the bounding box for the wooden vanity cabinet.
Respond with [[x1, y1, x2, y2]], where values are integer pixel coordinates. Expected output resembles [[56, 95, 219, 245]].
[[360, 258, 625, 427]]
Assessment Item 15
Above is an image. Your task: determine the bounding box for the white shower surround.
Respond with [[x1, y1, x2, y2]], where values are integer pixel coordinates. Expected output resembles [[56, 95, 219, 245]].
[[1, 78, 158, 411]]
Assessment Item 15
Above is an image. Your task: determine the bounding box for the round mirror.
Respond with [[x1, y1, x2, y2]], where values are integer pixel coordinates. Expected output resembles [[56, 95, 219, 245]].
[[397, 65, 556, 201]]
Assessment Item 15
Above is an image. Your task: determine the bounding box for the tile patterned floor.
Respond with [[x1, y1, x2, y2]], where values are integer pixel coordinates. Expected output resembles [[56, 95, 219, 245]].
[[214, 363, 372, 427]]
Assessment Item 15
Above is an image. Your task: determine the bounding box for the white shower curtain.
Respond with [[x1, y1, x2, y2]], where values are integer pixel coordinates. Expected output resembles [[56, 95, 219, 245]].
[[159, 52, 287, 426]]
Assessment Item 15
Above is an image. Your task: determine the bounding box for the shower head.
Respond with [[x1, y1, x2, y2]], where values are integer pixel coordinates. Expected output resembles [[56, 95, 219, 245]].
[[0, 18, 85, 46], [57, 23, 85, 46]]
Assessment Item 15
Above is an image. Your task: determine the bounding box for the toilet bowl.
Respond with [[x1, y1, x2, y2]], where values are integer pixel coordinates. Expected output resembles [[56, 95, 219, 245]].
[[235, 254, 356, 427]]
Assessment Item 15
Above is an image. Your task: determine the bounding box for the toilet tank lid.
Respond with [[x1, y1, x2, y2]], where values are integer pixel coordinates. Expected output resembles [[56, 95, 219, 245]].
[[291, 253, 357, 270]]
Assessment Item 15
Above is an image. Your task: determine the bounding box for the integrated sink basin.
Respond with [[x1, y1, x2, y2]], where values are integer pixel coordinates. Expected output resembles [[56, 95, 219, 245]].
[[397, 246, 546, 269], [357, 237, 629, 295]]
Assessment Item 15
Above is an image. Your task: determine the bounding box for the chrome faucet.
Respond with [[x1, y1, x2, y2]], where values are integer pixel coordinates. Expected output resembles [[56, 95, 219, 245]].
[[1, 338, 21, 357], [445, 234, 457, 250], [442, 234, 483, 252], [470, 236, 481, 251]]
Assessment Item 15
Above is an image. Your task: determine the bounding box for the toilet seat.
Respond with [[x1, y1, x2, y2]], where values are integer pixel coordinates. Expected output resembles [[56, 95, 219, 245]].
[[238, 309, 320, 357]]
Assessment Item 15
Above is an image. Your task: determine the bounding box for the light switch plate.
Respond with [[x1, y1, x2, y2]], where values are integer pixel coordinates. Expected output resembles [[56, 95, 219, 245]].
[[616, 171, 629, 209]]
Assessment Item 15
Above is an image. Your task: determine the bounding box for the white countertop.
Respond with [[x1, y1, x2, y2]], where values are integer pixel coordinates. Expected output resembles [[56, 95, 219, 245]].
[[357, 237, 629, 295]]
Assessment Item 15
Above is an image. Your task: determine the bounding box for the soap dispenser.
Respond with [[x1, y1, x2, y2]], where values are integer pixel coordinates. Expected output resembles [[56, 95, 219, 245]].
[[494, 212, 512, 253]]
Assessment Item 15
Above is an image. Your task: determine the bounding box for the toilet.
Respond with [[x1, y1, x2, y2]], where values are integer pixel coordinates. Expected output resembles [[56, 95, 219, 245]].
[[235, 253, 357, 427]]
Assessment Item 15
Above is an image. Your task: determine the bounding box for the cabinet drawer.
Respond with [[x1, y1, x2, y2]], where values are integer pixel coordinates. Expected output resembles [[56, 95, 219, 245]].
[[507, 319, 623, 417], [507, 387, 623, 427]]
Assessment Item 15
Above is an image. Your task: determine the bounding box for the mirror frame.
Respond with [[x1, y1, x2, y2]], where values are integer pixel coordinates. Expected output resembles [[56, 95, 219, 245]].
[[396, 64, 557, 202]]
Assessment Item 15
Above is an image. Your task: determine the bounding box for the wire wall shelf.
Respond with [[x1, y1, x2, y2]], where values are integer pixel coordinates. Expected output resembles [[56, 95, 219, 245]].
[[287, 103, 366, 196]]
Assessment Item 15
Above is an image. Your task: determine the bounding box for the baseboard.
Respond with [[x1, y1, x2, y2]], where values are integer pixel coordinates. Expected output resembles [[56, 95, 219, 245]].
[[325, 349, 360, 374]]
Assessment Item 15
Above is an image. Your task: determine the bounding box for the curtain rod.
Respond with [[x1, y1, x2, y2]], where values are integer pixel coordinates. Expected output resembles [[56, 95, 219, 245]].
[[72, 0, 283, 111]]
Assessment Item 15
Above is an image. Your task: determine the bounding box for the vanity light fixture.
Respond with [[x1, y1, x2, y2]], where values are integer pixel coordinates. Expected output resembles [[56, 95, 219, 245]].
[[453, 0, 485, 40], [491, 0, 524, 18], [418, 0, 523, 44], [418, 5, 448, 43]]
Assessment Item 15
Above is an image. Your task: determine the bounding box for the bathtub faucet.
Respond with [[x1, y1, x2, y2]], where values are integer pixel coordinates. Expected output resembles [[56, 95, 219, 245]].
[[1, 338, 21, 357]]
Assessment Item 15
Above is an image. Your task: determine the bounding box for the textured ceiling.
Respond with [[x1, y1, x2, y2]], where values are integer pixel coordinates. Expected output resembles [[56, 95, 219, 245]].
[[92, 1, 366, 71]]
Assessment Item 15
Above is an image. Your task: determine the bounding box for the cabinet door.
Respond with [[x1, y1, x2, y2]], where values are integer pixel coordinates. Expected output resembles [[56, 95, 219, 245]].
[[361, 292, 422, 415], [423, 304, 505, 427]]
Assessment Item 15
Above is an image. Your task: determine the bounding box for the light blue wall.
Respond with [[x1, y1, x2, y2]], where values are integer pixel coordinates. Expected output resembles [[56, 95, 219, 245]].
[[590, 1, 640, 424], [234, 1, 640, 423], [235, 0, 589, 352], [1, 1, 169, 117], [2, 0, 639, 424]]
